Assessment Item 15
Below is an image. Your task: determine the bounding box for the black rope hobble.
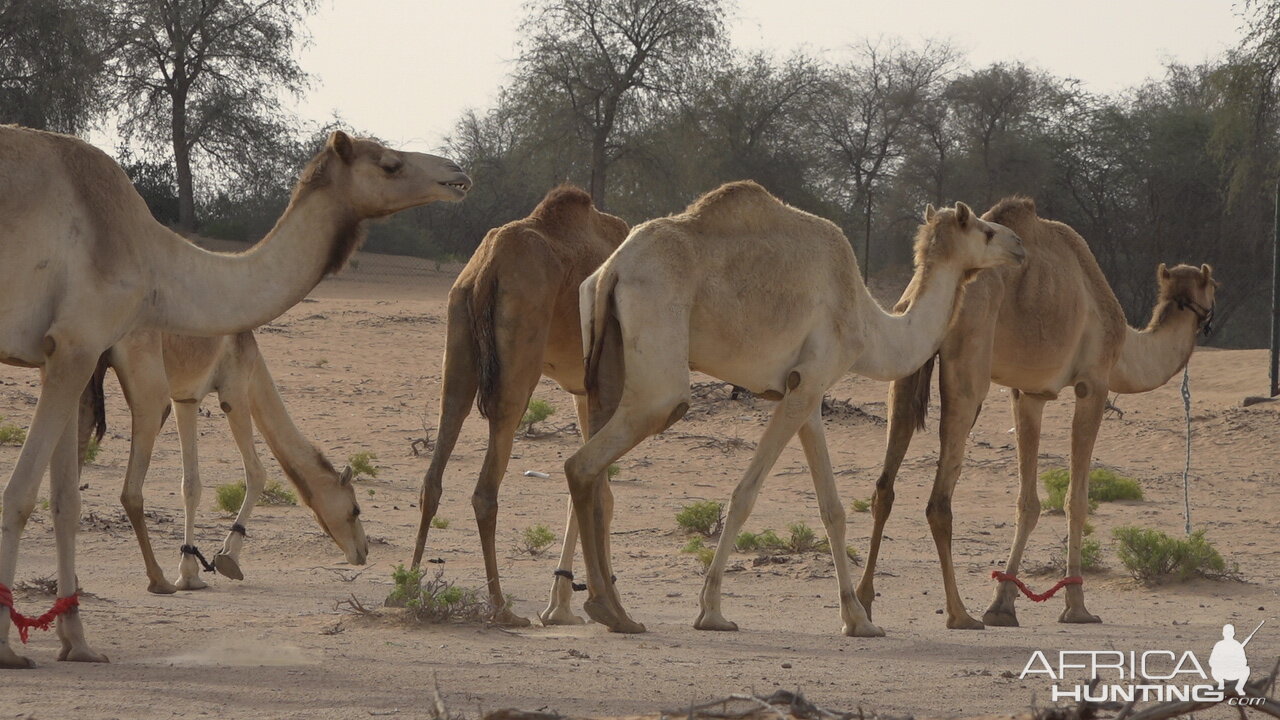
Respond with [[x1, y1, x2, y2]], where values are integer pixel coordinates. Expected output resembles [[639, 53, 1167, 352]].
[[180, 545, 216, 572], [230, 523, 247, 537]]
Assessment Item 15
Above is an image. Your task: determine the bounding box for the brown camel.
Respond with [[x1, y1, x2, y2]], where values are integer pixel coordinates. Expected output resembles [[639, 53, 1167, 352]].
[[562, 181, 1025, 635], [0, 126, 469, 668], [856, 197, 1217, 630], [410, 186, 628, 626], [78, 329, 367, 594]]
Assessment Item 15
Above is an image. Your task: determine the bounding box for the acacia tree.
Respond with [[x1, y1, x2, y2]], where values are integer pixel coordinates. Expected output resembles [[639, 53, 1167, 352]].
[[110, 0, 315, 230], [0, 0, 113, 132], [518, 0, 728, 208]]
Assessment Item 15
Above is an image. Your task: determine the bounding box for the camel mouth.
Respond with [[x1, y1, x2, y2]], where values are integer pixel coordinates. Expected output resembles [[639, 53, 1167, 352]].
[[438, 174, 472, 197]]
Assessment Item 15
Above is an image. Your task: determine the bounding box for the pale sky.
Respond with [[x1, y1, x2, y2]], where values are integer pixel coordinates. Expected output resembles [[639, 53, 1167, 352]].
[[287, 0, 1247, 154]]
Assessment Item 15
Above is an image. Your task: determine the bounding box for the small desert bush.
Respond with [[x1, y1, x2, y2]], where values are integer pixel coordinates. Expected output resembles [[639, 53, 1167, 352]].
[[385, 565, 492, 623], [0, 418, 26, 446], [1042, 468, 1142, 513], [431, 517, 450, 530], [520, 524, 555, 555], [215, 481, 296, 513], [681, 535, 715, 569], [1112, 526, 1239, 584], [520, 399, 554, 431], [607, 464, 620, 480], [347, 451, 379, 479], [83, 437, 101, 464], [735, 523, 832, 555], [675, 500, 723, 537], [260, 481, 297, 506], [1049, 536, 1105, 573], [850, 498, 871, 513]]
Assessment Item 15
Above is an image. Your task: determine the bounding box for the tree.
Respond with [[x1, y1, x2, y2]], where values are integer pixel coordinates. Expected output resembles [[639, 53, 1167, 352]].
[[0, 0, 113, 132], [110, 0, 315, 230], [518, 0, 728, 208]]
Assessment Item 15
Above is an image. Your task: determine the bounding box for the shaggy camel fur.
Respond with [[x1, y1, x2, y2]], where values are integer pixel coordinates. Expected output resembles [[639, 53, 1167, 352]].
[[563, 181, 1025, 635], [410, 186, 627, 626], [78, 329, 368, 594], [0, 126, 469, 668], [856, 197, 1217, 630]]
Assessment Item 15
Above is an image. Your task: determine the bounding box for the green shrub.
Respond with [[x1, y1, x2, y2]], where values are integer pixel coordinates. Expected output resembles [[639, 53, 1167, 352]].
[[607, 464, 620, 480], [735, 525, 831, 555], [676, 500, 723, 536], [846, 545, 862, 564], [260, 481, 297, 506], [385, 564, 491, 623], [520, 524, 556, 555], [348, 451, 379, 479], [431, 517, 450, 530], [786, 521, 826, 553], [1112, 526, 1238, 584], [520, 399, 555, 431], [681, 536, 715, 569], [83, 437, 101, 464], [215, 483, 246, 514], [1042, 468, 1142, 513], [851, 498, 871, 513], [0, 418, 26, 446]]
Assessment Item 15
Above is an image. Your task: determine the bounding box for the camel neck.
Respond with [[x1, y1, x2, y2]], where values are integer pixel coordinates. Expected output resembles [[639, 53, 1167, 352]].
[[850, 263, 965, 381], [1108, 308, 1201, 393], [143, 193, 354, 336]]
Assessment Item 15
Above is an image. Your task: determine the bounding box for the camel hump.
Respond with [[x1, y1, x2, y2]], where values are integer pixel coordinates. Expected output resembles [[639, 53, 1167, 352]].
[[684, 180, 780, 217], [530, 185, 595, 227], [984, 196, 1038, 224]]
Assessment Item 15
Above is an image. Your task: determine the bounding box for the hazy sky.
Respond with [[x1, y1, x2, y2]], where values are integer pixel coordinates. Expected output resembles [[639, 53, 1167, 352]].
[[97, 1, 1250, 155]]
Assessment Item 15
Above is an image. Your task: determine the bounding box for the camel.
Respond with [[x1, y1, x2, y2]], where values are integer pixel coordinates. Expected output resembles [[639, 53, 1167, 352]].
[[561, 181, 1026, 635], [855, 197, 1217, 630], [77, 328, 368, 594], [0, 125, 469, 668], [409, 186, 627, 626]]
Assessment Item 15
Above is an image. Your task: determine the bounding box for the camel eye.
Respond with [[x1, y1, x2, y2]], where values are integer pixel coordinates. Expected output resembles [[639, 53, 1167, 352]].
[[984, 228, 995, 241], [379, 156, 403, 175]]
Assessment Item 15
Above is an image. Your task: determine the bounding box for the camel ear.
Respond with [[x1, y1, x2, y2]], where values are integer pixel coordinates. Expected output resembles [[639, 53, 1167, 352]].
[[1199, 263, 1215, 287], [1158, 263, 1171, 281], [339, 465, 353, 486], [954, 201, 971, 227], [924, 204, 937, 223], [328, 131, 355, 163]]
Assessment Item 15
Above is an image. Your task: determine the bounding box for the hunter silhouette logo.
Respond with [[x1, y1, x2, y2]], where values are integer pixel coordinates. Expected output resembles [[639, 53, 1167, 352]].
[[1209, 620, 1265, 695]]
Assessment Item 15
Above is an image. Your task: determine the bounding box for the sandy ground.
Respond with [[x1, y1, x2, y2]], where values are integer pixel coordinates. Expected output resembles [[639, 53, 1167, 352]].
[[1, 252, 1277, 719]]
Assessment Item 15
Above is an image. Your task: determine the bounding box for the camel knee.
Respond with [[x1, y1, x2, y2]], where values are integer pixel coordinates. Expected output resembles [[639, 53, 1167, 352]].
[[819, 504, 846, 533], [471, 490, 498, 521], [119, 488, 144, 515], [925, 495, 952, 530], [1018, 494, 1041, 520], [419, 474, 443, 513]]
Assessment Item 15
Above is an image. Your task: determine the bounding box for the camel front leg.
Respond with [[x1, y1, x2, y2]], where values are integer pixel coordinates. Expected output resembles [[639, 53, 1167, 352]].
[[212, 387, 265, 581], [173, 401, 209, 590], [541, 394, 594, 626], [984, 389, 1046, 627], [797, 407, 883, 637], [111, 341, 179, 594], [50, 412, 107, 663], [1, 344, 98, 668], [857, 367, 925, 621], [1060, 386, 1105, 624], [695, 385, 822, 633]]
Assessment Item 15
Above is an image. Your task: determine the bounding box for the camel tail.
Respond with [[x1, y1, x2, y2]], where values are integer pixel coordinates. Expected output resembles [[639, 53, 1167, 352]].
[[76, 354, 110, 466], [469, 262, 502, 419], [899, 355, 936, 432], [583, 267, 619, 394], [247, 350, 335, 509]]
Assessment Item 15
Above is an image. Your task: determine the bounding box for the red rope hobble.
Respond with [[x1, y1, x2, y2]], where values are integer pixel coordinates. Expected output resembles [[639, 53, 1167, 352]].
[[0, 583, 80, 644], [990, 570, 1082, 603]]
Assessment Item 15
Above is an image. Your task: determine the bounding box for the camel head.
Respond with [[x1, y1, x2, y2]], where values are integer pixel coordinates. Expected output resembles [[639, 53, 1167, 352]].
[[918, 201, 1025, 273], [305, 464, 369, 565], [1156, 263, 1218, 335], [299, 131, 472, 219]]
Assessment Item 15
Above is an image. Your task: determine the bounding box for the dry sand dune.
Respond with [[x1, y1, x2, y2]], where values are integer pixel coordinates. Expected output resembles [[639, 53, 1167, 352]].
[[0, 255, 1276, 719]]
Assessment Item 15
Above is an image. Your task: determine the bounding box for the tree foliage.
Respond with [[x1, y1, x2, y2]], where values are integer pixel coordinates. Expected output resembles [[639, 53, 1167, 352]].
[[0, 0, 113, 132]]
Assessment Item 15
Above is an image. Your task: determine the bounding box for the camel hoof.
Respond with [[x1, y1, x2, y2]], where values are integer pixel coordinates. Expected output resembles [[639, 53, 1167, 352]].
[[212, 554, 244, 581], [0, 647, 35, 669], [583, 598, 645, 633], [58, 646, 109, 663], [147, 579, 179, 595], [607, 617, 646, 634], [855, 594, 874, 622], [1058, 607, 1101, 624], [693, 610, 738, 632], [982, 608, 1020, 627], [176, 576, 208, 591], [946, 613, 986, 630], [539, 607, 586, 626], [843, 621, 886, 638], [493, 608, 532, 628]]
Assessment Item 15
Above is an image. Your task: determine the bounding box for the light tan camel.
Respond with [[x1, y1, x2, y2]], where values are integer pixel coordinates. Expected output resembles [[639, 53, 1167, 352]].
[[0, 126, 469, 668], [409, 186, 627, 626], [77, 328, 368, 594], [855, 197, 1217, 630], [561, 181, 1025, 635]]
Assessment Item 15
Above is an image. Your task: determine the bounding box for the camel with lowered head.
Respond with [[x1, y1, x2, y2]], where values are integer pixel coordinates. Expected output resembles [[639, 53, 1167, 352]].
[[78, 328, 368, 594], [562, 181, 1025, 636], [410, 186, 627, 626], [0, 126, 469, 668], [856, 197, 1217, 630]]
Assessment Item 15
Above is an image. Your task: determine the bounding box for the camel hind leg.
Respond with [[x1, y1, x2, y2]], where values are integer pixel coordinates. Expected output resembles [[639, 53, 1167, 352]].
[[173, 401, 209, 590], [1059, 384, 1105, 624], [210, 383, 265, 581], [50, 411, 107, 662], [983, 389, 1046, 626], [541, 394, 591, 626], [412, 291, 480, 569]]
